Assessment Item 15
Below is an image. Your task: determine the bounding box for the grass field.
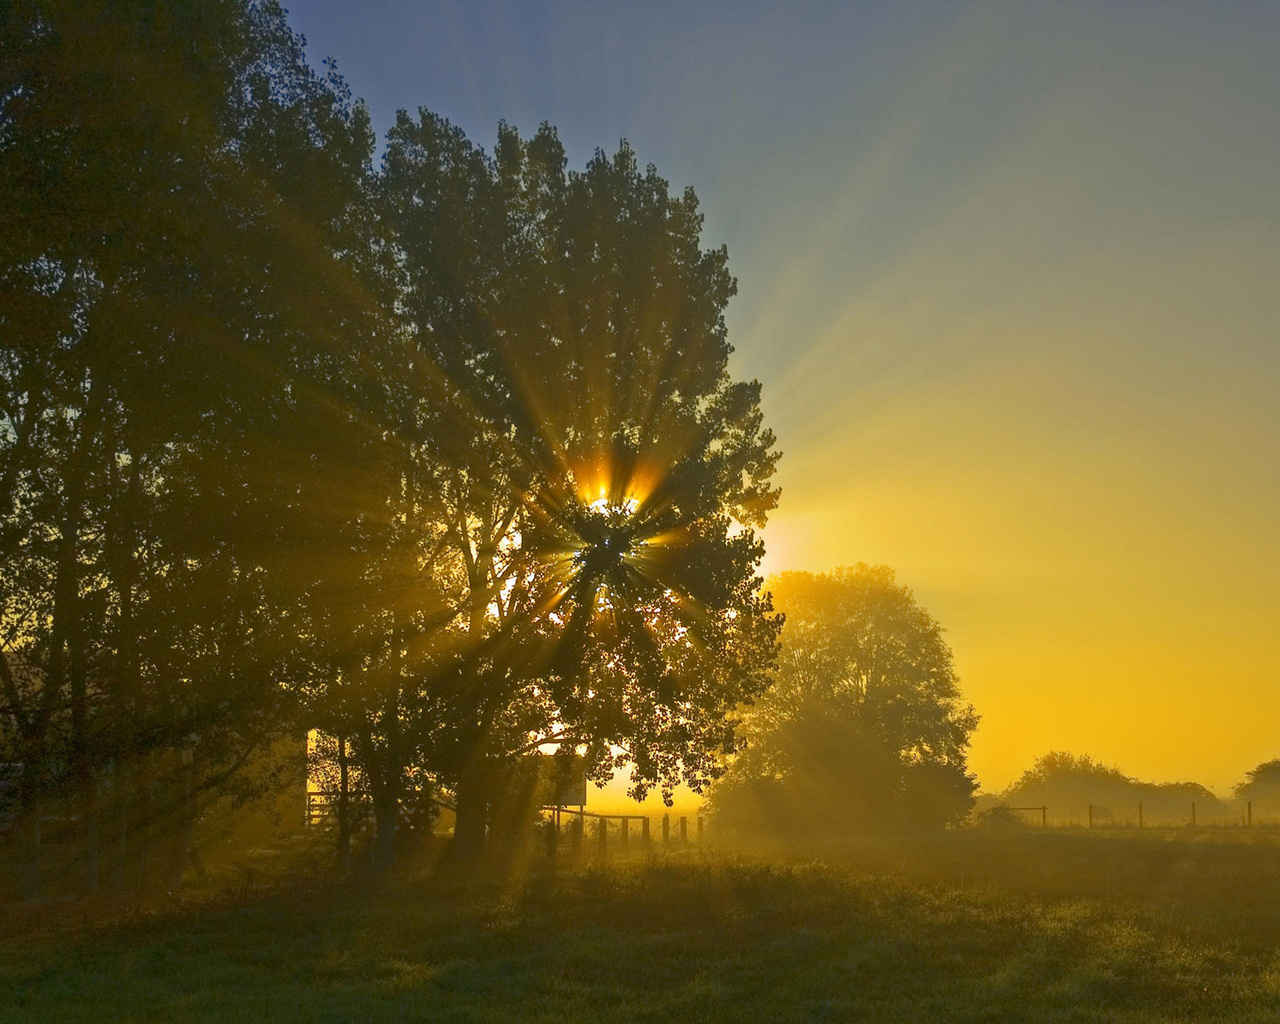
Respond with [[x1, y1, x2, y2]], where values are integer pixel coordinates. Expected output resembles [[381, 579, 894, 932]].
[[5, 830, 1280, 1022]]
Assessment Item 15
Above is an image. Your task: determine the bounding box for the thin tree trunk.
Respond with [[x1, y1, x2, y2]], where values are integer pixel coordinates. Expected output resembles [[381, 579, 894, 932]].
[[370, 775, 398, 871], [72, 636, 98, 891], [452, 756, 490, 866], [113, 764, 129, 890], [336, 734, 351, 874], [15, 797, 42, 900], [108, 455, 142, 892], [54, 375, 104, 891], [82, 780, 99, 891], [134, 759, 154, 890], [162, 748, 197, 889]]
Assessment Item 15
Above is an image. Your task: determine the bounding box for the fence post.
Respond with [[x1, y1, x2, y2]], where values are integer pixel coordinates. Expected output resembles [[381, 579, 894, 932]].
[[1088, 804, 1093, 829], [620, 818, 629, 852], [1041, 805, 1047, 828], [571, 814, 583, 859], [642, 816, 650, 845], [679, 816, 688, 843], [548, 815, 558, 861], [1248, 801, 1252, 827], [1138, 802, 1143, 829], [662, 813, 670, 845], [697, 815, 704, 842], [1191, 802, 1196, 827], [597, 817, 608, 860]]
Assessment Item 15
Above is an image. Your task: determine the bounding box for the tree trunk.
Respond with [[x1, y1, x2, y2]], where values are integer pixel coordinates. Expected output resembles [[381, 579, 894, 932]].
[[161, 749, 197, 890], [54, 376, 104, 891], [133, 760, 154, 889], [81, 779, 99, 892], [108, 456, 142, 892], [366, 757, 399, 870], [162, 801, 197, 890], [336, 734, 351, 874], [370, 778, 398, 871], [451, 759, 490, 866], [15, 797, 42, 900], [113, 764, 129, 890], [73, 634, 98, 891]]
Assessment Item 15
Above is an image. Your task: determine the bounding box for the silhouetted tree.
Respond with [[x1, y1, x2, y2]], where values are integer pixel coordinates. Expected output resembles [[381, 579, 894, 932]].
[[2, 1, 783, 883], [362, 114, 782, 861], [1001, 751, 1222, 824], [1236, 760, 1280, 798], [1235, 759, 1280, 822], [709, 564, 978, 836], [1, 0, 394, 892]]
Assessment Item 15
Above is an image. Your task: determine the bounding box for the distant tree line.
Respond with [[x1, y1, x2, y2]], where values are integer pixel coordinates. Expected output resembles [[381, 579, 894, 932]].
[[979, 752, 1280, 826], [0, 0, 780, 894]]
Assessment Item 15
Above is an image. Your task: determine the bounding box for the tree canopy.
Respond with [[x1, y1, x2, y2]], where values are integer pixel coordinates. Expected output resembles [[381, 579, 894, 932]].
[[1, 0, 399, 891], [1, 0, 781, 885], [708, 564, 978, 837], [997, 752, 1222, 824], [1235, 759, 1280, 799], [323, 112, 782, 861]]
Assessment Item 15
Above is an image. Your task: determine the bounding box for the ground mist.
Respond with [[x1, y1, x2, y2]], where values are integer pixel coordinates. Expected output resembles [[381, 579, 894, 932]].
[[6, 829, 1280, 1022]]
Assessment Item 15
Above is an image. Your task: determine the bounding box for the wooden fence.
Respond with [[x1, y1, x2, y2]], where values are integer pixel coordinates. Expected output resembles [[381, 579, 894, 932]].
[[540, 807, 704, 860], [997, 801, 1274, 829], [305, 789, 705, 859]]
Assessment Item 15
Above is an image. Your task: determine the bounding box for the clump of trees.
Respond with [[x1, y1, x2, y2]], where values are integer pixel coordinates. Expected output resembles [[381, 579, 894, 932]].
[[992, 752, 1222, 825], [2, 0, 392, 895], [1, 0, 780, 894], [707, 565, 979, 838], [1234, 759, 1280, 821]]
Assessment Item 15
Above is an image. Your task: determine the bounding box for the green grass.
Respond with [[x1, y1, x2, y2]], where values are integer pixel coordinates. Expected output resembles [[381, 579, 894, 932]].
[[5, 831, 1280, 1022]]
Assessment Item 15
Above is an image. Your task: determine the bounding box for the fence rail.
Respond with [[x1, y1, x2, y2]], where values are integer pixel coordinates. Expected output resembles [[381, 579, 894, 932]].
[[305, 788, 456, 826], [985, 801, 1277, 829], [305, 789, 705, 861]]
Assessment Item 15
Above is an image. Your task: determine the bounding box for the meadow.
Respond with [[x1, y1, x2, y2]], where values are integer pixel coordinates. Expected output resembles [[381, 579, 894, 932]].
[[5, 829, 1280, 1023]]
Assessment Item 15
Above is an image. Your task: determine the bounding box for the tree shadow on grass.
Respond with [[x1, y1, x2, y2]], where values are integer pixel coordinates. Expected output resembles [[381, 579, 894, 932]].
[[4, 855, 1280, 1023]]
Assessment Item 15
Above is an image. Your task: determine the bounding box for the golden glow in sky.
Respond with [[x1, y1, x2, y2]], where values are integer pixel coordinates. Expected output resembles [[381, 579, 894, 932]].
[[292, 1, 1280, 795]]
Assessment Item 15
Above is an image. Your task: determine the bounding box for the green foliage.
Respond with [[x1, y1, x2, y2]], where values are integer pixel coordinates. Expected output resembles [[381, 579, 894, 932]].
[[325, 110, 783, 860], [709, 564, 978, 835], [1013, 751, 1133, 788], [0, 0, 394, 890], [1, 0, 782, 881]]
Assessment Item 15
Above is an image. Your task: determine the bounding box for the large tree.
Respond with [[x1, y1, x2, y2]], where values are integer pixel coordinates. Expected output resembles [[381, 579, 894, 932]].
[[2, 0, 783, 882], [709, 564, 979, 836], [345, 113, 783, 860], [0, 0, 394, 892]]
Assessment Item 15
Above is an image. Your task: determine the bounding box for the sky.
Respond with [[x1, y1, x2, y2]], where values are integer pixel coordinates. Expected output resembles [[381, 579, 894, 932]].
[[286, 0, 1280, 796]]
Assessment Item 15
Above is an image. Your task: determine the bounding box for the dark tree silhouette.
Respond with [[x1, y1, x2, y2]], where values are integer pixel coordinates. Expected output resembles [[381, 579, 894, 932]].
[[1235, 759, 1280, 822], [0, 0, 393, 892], [1236, 759, 1280, 799], [359, 114, 782, 861], [1, 1, 782, 884], [999, 752, 1222, 824]]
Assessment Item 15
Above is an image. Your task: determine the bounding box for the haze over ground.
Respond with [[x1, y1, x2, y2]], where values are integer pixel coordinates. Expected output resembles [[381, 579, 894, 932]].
[[287, 1, 1280, 794]]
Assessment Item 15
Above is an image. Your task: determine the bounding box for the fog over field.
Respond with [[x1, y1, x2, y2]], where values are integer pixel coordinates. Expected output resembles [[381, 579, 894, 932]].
[[3, 3, 1279, 1022]]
